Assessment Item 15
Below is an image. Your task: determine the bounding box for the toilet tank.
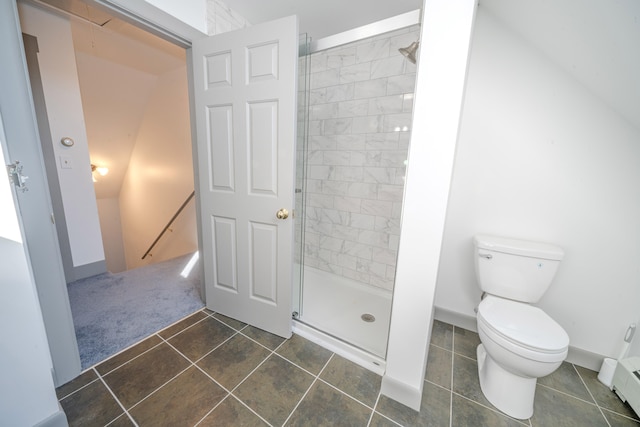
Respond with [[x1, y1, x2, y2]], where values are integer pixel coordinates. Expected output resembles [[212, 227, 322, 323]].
[[473, 234, 564, 303]]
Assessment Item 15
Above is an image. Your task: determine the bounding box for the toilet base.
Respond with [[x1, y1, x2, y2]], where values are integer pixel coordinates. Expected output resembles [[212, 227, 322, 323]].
[[477, 344, 536, 420]]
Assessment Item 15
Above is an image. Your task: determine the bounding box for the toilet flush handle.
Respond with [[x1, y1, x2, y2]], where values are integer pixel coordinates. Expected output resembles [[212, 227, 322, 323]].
[[478, 253, 493, 260]]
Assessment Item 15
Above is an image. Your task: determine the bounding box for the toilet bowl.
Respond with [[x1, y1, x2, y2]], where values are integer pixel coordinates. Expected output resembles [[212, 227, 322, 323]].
[[476, 295, 569, 419], [472, 234, 569, 419]]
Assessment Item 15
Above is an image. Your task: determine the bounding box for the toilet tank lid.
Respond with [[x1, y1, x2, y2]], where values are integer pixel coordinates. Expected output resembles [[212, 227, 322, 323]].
[[474, 234, 564, 260]]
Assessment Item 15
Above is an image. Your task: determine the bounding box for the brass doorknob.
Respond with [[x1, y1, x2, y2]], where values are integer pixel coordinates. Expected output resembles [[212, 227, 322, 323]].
[[276, 208, 289, 220]]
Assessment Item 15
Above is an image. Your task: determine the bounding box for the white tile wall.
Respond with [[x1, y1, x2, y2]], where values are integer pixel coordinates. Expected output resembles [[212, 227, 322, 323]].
[[299, 26, 419, 291]]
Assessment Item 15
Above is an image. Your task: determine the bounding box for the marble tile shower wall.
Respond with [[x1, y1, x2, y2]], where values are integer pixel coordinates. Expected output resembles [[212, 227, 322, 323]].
[[300, 26, 420, 291]]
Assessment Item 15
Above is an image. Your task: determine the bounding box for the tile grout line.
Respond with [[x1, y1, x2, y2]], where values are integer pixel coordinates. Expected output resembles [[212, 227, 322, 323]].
[[281, 352, 335, 426], [91, 308, 208, 375], [151, 330, 276, 427], [366, 390, 382, 427], [448, 389, 530, 427], [95, 309, 214, 378], [536, 382, 608, 408], [120, 331, 236, 417], [93, 367, 139, 427], [449, 325, 455, 427], [219, 332, 292, 425], [56, 375, 101, 401], [571, 363, 612, 427]]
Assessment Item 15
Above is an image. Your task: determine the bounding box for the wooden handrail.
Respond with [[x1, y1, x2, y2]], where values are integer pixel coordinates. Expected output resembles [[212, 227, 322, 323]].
[[141, 191, 195, 260]]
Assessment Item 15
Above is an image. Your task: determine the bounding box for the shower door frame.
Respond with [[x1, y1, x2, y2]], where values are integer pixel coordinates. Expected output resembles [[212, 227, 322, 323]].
[[292, 9, 422, 372]]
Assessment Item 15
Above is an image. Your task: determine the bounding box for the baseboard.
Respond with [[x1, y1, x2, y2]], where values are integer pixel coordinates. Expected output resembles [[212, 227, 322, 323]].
[[566, 346, 605, 371], [434, 305, 477, 332], [380, 375, 422, 411], [433, 305, 605, 371], [72, 260, 107, 281], [33, 404, 68, 427]]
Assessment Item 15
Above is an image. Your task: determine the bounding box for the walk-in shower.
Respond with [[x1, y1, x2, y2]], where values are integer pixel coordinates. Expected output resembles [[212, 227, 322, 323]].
[[293, 17, 421, 370]]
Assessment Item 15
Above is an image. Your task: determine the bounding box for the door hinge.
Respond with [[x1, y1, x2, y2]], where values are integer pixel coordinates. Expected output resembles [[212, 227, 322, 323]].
[[7, 161, 29, 193]]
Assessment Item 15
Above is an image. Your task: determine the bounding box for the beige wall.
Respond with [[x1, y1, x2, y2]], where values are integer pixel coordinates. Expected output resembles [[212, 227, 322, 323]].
[[119, 67, 196, 269]]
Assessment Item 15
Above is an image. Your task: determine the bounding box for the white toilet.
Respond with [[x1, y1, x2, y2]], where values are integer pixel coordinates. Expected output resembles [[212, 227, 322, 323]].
[[473, 234, 570, 420]]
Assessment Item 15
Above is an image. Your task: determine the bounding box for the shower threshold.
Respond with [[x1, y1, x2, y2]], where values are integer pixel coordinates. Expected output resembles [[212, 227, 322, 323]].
[[293, 320, 386, 375]]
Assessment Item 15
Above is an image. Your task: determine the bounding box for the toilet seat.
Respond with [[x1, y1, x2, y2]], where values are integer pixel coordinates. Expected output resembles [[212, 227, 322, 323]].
[[477, 295, 569, 362]]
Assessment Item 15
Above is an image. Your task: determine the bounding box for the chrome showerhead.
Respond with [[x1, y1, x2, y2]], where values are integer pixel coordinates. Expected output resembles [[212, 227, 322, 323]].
[[398, 41, 419, 64]]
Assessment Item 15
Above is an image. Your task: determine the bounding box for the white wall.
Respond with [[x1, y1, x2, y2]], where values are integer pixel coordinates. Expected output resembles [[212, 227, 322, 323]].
[[0, 117, 63, 426], [119, 67, 196, 269], [96, 198, 127, 273], [382, 0, 476, 410], [435, 9, 640, 364], [19, 3, 105, 270]]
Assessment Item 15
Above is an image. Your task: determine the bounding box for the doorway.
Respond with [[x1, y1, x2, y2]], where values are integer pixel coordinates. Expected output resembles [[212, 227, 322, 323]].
[[18, 0, 202, 371]]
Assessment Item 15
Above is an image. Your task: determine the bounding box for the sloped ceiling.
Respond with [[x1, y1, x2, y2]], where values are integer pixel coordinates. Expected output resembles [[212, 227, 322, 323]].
[[38, 0, 640, 200], [70, 15, 185, 199], [480, 0, 640, 132], [226, 0, 640, 131]]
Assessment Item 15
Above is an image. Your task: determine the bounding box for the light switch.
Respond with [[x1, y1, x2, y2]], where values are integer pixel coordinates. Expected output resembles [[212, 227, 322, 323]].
[[60, 156, 72, 169]]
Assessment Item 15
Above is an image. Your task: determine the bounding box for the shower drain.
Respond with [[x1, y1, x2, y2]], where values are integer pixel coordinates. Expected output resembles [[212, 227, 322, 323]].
[[361, 313, 376, 323]]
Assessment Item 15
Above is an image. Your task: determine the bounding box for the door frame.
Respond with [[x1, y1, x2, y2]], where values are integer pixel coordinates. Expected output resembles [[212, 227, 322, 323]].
[[5, 0, 207, 386]]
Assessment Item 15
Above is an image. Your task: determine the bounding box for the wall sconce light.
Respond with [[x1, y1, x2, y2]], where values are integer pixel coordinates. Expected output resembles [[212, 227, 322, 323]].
[[91, 164, 109, 182]]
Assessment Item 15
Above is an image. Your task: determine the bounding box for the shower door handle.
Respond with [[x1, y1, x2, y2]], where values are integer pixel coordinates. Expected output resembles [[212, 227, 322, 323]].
[[276, 208, 289, 220]]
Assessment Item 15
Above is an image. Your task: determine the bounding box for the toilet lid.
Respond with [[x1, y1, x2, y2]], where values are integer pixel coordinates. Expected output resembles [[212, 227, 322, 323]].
[[477, 296, 569, 353]]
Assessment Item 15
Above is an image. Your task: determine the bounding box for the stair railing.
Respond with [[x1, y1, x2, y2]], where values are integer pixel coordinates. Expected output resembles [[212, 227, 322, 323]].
[[141, 191, 195, 260]]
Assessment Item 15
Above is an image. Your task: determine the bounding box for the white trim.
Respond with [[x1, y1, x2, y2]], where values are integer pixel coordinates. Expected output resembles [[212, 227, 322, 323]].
[[293, 320, 386, 376], [86, 0, 206, 47], [309, 9, 421, 53], [380, 375, 422, 411]]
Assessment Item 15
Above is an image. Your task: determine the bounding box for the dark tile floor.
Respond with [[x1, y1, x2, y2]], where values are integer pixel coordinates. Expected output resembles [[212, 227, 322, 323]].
[[57, 312, 640, 426]]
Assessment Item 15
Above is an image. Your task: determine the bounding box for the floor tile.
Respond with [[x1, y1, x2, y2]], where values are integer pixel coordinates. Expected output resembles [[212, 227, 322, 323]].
[[277, 334, 333, 375], [431, 320, 453, 350], [451, 394, 527, 426], [576, 365, 640, 420], [242, 325, 286, 350], [453, 326, 481, 359], [531, 385, 609, 427], [199, 396, 269, 426], [234, 354, 314, 426], [108, 414, 136, 427], [602, 409, 640, 426], [197, 333, 271, 390], [375, 380, 450, 427], [425, 344, 452, 390], [102, 342, 190, 409], [286, 380, 371, 426], [129, 366, 227, 426], [59, 378, 124, 427], [452, 353, 492, 408], [369, 413, 402, 427], [538, 361, 593, 402], [168, 316, 235, 361], [96, 335, 163, 376], [157, 310, 208, 339], [56, 369, 97, 399], [320, 354, 382, 408], [213, 312, 247, 331]]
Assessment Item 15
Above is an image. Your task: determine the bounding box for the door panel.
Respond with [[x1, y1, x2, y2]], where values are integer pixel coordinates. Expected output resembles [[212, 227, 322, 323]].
[[192, 15, 298, 338]]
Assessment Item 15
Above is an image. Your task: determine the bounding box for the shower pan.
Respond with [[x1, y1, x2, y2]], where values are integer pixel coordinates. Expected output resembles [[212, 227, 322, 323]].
[[293, 18, 421, 370]]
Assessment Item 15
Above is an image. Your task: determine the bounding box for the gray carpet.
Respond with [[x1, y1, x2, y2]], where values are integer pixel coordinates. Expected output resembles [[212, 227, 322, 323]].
[[67, 253, 204, 369]]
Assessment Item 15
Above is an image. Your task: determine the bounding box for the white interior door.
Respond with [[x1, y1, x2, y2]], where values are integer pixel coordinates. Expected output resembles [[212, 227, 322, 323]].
[[191, 16, 298, 338]]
